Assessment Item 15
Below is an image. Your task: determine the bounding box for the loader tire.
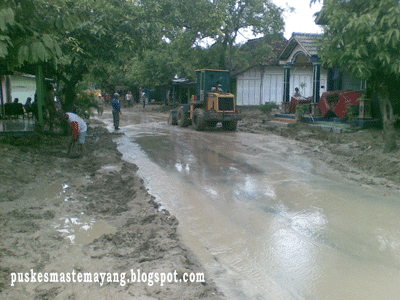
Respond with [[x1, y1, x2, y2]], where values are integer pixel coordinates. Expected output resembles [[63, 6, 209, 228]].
[[222, 120, 237, 131], [193, 108, 206, 131], [168, 112, 177, 125], [207, 121, 218, 128], [177, 107, 190, 127]]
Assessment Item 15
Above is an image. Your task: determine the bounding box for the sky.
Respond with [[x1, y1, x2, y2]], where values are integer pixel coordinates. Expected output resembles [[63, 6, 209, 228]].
[[202, 0, 324, 46], [273, 0, 324, 39]]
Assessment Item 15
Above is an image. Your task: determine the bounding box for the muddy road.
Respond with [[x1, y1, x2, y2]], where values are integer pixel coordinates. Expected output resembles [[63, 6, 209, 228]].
[[100, 106, 400, 300]]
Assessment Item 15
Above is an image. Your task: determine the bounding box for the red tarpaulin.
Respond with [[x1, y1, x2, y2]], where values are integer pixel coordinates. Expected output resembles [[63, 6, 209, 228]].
[[319, 90, 361, 119], [334, 91, 361, 120]]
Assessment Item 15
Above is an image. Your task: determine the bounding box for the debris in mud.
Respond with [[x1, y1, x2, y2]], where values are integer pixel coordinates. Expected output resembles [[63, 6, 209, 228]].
[[0, 121, 222, 299], [238, 107, 400, 187]]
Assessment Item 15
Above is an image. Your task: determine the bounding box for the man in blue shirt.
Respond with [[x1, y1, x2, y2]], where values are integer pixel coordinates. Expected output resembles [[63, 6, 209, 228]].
[[111, 93, 122, 130]]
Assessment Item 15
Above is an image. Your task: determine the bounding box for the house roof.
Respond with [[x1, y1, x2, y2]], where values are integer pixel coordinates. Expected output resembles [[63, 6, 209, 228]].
[[279, 32, 322, 61]]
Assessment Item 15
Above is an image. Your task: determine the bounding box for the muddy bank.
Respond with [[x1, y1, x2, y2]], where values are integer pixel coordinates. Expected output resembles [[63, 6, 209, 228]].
[[238, 107, 400, 189], [0, 122, 222, 299]]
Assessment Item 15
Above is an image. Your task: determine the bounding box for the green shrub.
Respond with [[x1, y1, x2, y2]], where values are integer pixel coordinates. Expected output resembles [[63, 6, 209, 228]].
[[295, 104, 310, 117], [259, 102, 279, 114], [345, 104, 359, 122], [74, 92, 99, 119]]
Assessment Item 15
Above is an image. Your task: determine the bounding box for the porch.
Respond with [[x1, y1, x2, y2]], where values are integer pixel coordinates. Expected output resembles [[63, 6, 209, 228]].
[[273, 112, 379, 133]]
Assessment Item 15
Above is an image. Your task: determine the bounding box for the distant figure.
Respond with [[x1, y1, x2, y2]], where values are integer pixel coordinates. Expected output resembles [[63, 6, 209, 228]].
[[141, 92, 146, 108], [64, 112, 87, 157], [211, 83, 223, 93], [111, 93, 122, 130], [125, 91, 133, 107], [25, 97, 32, 106], [24, 97, 32, 113], [294, 87, 301, 98], [13, 98, 19, 104], [97, 95, 104, 116]]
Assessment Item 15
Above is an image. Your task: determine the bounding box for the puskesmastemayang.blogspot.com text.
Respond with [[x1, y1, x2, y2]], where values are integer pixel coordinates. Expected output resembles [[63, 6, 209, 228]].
[[10, 269, 205, 287]]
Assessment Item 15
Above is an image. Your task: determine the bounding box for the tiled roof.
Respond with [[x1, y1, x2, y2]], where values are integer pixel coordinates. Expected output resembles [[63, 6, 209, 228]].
[[279, 33, 322, 60]]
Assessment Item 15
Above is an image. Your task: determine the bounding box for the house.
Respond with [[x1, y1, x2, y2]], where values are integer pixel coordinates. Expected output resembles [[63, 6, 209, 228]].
[[234, 36, 287, 106], [278, 33, 329, 114], [235, 32, 370, 120], [235, 33, 329, 108]]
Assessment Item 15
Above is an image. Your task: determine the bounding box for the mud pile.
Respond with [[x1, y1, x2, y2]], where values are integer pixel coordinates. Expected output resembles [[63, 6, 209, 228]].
[[0, 122, 221, 299], [238, 107, 400, 188]]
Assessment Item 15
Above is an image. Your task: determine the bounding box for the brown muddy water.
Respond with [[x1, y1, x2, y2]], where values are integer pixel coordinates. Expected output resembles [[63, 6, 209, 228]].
[[105, 120, 400, 300]]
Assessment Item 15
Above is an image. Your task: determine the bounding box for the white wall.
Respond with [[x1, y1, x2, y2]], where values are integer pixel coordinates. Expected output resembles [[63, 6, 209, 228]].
[[236, 65, 328, 106], [11, 75, 36, 105], [261, 66, 284, 104], [237, 66, 284, 106], [236, 66, 263, 106], [290, 66, 327, 98]]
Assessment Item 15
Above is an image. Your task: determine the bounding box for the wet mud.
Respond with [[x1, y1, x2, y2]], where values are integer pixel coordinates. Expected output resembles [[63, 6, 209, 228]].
[[1, 104, 399, 300], [0, 121, 221, 299]]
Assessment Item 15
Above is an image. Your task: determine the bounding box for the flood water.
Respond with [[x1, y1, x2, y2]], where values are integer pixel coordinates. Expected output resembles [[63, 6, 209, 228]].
[[105, 116, 400, 300]]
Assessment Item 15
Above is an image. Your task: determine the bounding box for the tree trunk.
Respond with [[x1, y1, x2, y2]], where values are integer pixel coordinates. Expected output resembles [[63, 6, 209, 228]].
[[219, 38, 228, 70], [379, 86, 397, 153]]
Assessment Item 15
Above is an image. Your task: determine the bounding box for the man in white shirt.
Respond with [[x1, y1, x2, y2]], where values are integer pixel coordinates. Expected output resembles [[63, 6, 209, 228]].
[[64, 112, 87, 157]]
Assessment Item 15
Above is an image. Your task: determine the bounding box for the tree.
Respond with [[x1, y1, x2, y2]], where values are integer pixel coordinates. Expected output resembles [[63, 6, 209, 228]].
[[209, 0, 284, 71], [126, 0, 286, 87], [314, 0, 400, 152], [51, 0, 154, 111], [0, 0, 75, 124], [230, 33, 286, 73], [0, 0, 72, 70]]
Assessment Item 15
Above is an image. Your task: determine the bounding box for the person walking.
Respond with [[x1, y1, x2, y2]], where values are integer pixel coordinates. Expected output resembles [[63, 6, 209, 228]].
[[64, 112, 87, 157], [111, 93, 122, 130], [125, 90, 133, 107], [97, 94, 104, 116], [141, 91, 146, 109]]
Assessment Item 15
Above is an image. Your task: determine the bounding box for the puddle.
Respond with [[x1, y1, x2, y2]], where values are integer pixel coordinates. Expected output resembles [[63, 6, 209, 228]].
[[98, 164, 122, 174], [54, 217, 116, 245], [114, 124, 400, 300]]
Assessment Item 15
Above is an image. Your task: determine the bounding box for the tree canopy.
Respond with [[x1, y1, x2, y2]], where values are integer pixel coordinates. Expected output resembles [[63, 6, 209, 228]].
[[0, 0, 72, 70], [1, 0, 287, 109], [209, 0, 284, 71], [316, 0, 400, 152]]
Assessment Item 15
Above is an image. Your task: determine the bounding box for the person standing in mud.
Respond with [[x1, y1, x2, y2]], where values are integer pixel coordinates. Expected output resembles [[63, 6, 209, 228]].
[[111, 93, 122, 130], [125, 90, 133, 107], [141, 91, 146, 108], [97, 94, 104, 116], [64, 112, 87, 157]]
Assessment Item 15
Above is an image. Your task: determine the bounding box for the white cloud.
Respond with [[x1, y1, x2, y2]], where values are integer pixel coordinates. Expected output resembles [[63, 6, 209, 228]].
[[273, 0, 323, 38]]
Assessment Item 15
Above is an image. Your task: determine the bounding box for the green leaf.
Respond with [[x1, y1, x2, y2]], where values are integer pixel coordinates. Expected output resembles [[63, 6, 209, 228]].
[[18, 45, 29, 64], [0, 41, 9, 58], [32, 41, 49, 62], [41, 34, 54, 49], [55, 42, 62, 58], [0, 8, 15, 31]]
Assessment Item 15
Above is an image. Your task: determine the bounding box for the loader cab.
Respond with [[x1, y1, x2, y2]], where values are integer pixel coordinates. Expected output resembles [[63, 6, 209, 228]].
[[196, 69, 230, 102]]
